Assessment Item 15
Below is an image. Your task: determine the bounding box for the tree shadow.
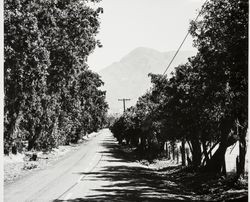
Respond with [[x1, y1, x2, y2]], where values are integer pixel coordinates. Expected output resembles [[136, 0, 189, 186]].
[[54, 138, 248, 202]]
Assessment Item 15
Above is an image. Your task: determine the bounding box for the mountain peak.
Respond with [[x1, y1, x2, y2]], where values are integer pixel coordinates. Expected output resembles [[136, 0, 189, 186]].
[[99, 48, 196, 114], [121, 47, 161, 62], [130, 46, 161, 53]]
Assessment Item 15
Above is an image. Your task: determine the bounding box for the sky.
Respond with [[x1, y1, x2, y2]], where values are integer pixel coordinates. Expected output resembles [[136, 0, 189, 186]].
[[87, 0, 205, 72]]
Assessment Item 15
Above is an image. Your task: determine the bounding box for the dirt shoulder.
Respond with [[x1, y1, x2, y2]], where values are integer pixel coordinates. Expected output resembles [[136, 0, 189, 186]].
[[118, 146, 248, 202]]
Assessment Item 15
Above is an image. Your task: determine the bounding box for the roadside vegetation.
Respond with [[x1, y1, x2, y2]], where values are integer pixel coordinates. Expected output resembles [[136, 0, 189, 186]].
[[111, 0, 248, 181], [4, 0, 108, 155]]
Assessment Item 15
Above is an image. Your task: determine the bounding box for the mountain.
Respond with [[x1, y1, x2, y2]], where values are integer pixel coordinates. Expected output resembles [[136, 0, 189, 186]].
[[99, 47, 196, 114]]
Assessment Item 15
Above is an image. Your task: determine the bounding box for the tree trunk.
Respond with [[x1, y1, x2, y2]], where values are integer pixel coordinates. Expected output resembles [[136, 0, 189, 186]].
[[204, 134, 237, 174], [181, 139, 186, 166], [138, 137, 141, 147], [165, 141, 168, 158], [207, 141, 220, 158], [237, 125, 247, 178], [222, 157, 227, 176], [204, 142, 227, 173], [139, 136, 146, 153], [177, 147, 179, 164], [28, 138, 36, 151], [168, 144, 171, 159], [171, 142, 175, 160], [202, 141, 210, 166], [191, 138, 201, 168], [187, 141, 193, 154], [10, 111, 23, 154], [28, 124, 42, 151], [204, 118, 235, 174]]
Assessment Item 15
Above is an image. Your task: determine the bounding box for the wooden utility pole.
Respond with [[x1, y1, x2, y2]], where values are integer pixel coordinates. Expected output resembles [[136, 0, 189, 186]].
[[118, 98, 131, 112]]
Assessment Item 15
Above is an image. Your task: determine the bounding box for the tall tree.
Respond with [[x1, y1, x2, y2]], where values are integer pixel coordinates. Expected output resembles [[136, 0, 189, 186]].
[[4, 0, 107, 154], [190, 0, 248, 174]]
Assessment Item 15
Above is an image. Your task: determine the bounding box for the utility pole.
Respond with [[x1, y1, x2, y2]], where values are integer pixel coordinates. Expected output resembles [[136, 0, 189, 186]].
[[118, 98, 131, 112]]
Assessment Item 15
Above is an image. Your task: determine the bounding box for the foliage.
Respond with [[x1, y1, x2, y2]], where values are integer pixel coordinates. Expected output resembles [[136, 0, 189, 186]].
[[4, 0, 108, 154], [111, 0, 248, 174]]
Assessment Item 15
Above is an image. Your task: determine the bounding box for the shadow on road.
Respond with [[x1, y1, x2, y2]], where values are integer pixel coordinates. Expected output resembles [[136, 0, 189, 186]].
[[53, 137, 248, 202], [53, 137, 199, 201]]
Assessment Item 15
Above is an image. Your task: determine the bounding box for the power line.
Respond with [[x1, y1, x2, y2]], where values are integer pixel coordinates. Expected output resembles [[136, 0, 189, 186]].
[[119, 1, 209, 113], [162, 0, 209, 76]]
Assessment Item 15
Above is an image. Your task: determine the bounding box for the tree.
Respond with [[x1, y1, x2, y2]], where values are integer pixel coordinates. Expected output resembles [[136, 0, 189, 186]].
[[190, 0, 248, 175], [4, 0, 107, 154], [4, 0, 50, 152], [111, 0, 248, 177]]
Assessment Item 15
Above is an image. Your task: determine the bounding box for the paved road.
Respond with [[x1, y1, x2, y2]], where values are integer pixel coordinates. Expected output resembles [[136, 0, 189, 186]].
[[6, 128, 224, 202], [4, 129, 115, 202], [4, 129, 196, 202], [5, 129, 247, 202]]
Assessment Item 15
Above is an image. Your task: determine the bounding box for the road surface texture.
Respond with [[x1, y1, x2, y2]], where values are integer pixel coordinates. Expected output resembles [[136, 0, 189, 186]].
[[4, 129, 185, 202], [4, 129, 247, 202]]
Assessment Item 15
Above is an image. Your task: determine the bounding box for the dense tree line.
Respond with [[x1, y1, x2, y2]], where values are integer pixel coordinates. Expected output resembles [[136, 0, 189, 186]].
[[111, 0, 248, 177], [4, 0, 108, 154]]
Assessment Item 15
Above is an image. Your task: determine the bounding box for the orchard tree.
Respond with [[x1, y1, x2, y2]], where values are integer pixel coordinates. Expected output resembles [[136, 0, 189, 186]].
[[4, 0, 107, 154], [4, 0, 50, 153], [190, 0, 248, 175]]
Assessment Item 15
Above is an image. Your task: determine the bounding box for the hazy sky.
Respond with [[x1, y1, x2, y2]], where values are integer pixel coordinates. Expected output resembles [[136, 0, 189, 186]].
[[87, 0, 205, 72]]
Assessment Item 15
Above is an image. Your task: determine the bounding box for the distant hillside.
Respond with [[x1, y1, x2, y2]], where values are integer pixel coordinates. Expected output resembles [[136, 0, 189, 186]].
[[99, 47, 196, 114]]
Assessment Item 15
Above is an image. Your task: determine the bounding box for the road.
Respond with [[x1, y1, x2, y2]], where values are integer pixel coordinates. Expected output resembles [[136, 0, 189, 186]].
[[5, 128, 186, 202], [4, 129, 248, 202], [5, 129, 164, 202], [4, 129, 114, 202], [3, 128, 200, 202]]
